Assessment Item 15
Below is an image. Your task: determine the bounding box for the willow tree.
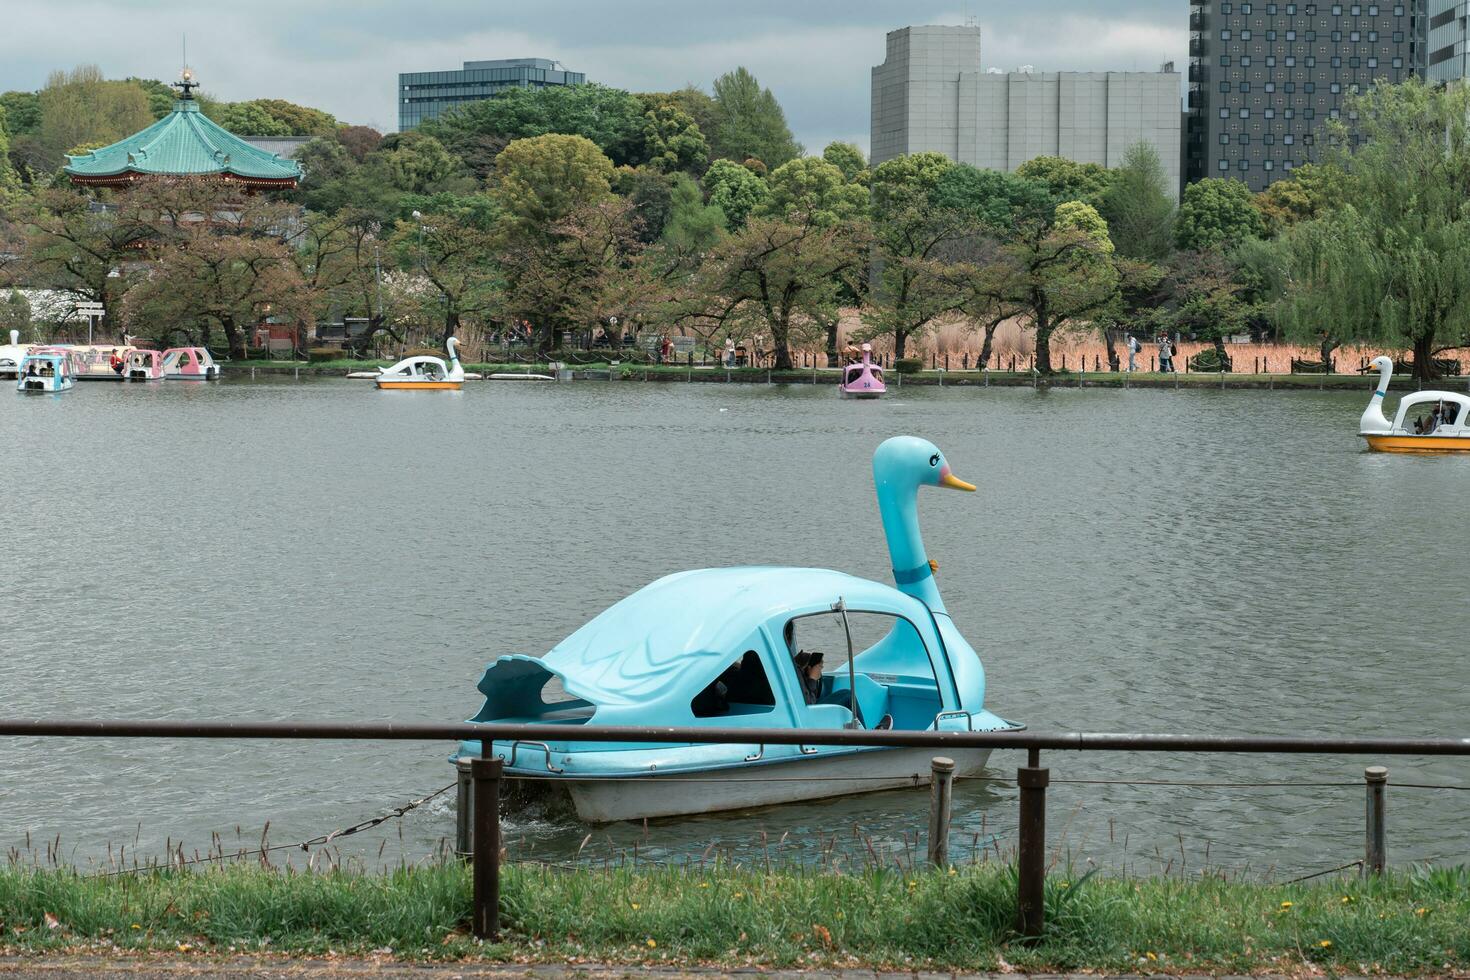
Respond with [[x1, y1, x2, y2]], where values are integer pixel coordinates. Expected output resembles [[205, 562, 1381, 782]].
[[1291, 78, 1470, 379]]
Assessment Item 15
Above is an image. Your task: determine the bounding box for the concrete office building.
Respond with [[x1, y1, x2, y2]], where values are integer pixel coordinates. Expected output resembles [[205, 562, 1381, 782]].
[[1427, 0, 1470, 80], [398, 58, 585, 131], [1186, 0, 1424, 191], [871, 25, 1183, 198]]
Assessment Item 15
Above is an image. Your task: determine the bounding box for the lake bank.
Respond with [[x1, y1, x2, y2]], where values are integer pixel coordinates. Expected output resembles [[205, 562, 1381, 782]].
[[2, 863, 1467, 973], [230, 359, 1464, 392]]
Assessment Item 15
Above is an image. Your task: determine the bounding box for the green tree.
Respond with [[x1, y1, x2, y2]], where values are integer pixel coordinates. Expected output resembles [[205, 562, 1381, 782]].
[[496, 197, 645, 351], [1175, 177, 1264, 251], [295, 136, 356, 193], [1098, 142, 1175, 261], [986, 201, 1121, 374], [391, 207, 500, 344], [688, 215, 866, 369], [122, 77, 178, 119], [640, 100, 708, 174], [337, 125, 383, 162], [1281, 78, 1470, 378], [703, 158, 769, 231], [370, 131, 468, 195], [1015, 156, 1113, 205], [865, 152, 972, 358], [822, 141, 867, 183], [1276, 210, 1372, 369], [0, 289, 30, 336], [655, 87, 719, 151], [493, 133, 615, 231], [709, 68, 801, 169], [212, 101, 292, 137], [38, 66, 153, 176], [929, 164, 1053, 229], [1253, 162, 1348, 237], [237, 98, 337, 137], [757, 156, 867, 225], [21, 186, 152, 330], [425, 83, 647, 167], [661, 173, 726, 252], [0, 91, 41, 135], [1165, 250, 1250, 369], [121, 185, 314, 357], [613, 166, 675, 243], [0, 105, 21, 199]]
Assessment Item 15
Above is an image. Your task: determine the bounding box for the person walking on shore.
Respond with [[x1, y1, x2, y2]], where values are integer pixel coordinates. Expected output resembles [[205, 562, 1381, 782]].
[[1126, 333, 1139, 373], [1158, 334, 1174, 373]]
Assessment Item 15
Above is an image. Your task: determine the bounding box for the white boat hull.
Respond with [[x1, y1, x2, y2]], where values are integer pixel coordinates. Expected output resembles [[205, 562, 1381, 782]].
[[528, 746, 994, 823]]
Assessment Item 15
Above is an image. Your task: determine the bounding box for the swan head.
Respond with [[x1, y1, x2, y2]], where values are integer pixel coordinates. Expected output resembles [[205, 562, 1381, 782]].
[[873, 436, 976, 494], [446, 336, 460, 358], [1370, 355, 1393, 374]]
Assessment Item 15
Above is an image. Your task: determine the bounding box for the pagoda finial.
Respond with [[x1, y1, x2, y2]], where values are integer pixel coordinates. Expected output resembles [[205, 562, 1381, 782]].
[[173, 66, 199, 100]]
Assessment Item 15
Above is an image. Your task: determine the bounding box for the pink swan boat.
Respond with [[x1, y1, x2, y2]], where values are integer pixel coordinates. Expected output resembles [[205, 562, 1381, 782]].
[[840, 344, 886, 399]]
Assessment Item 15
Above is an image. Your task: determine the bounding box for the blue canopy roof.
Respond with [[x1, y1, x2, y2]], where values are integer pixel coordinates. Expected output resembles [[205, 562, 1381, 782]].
[[539, 567, 930, 711]]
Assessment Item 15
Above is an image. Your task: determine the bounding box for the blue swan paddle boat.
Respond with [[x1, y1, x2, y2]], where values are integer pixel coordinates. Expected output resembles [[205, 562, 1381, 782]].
[[457, 436, 1021, 821]]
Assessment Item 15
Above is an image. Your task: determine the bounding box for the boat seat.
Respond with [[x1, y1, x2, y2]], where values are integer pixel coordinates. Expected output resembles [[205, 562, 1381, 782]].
[[826, 673, 891, 729]]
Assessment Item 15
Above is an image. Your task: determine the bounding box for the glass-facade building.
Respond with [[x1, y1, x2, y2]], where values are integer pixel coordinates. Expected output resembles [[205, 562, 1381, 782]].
[[1427, 0, 1470, 81], [1186, 0, 1425, 190], [398, 58, 585, 131]]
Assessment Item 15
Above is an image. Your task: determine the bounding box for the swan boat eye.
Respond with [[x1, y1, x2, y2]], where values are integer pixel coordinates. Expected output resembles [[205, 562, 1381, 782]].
[[929, 453, 941, 467]]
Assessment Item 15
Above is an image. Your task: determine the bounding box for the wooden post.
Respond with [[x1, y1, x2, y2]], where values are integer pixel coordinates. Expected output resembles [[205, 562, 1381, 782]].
[[1364, 766, 1387, 877], [471, 753, 503, 939], [928, 756, 955, 868], [1016, 749, 1048, 937]]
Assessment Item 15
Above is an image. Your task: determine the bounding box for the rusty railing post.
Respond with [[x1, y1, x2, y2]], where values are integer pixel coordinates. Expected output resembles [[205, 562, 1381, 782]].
[[1364, 765, 1387, 877], [1016, 748, 1048, 937], [454, 757, 473, 861], [471, 751, 503, 940], [927, 756, 955, 868]]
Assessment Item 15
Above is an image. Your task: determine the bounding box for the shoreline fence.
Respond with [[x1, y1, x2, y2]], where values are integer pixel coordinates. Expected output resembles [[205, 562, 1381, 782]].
[[3, 720, 1468, 939]]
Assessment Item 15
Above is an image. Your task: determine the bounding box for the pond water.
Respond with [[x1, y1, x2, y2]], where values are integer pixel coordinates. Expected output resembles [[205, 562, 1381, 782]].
[[2, 376, 1468, 879]]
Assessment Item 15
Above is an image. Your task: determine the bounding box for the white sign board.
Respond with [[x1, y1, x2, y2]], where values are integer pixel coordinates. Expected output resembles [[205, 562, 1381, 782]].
[[74, 302, 105, 315]]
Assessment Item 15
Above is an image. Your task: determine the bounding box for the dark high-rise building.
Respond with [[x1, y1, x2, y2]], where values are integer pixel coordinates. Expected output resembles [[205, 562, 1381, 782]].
[[398, 58, 585, 131], [1186, 0, 1425, 190]]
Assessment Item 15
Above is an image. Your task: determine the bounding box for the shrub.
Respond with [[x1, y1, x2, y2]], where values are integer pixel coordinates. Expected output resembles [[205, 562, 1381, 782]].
[[306, 348, 342, 363], [894, 358, 923, 374], [1188, 348, 1232, 372]]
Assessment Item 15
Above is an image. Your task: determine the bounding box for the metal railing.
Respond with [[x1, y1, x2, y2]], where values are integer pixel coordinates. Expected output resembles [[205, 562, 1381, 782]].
[[3, 718, 1469, 940]]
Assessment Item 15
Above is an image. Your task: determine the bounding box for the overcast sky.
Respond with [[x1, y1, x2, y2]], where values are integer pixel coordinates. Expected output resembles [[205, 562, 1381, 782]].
[[0, 1, 1187, 154]]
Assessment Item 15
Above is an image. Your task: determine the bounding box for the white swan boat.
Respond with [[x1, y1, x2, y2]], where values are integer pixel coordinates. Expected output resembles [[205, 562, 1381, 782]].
[[374, 337, 466, 390], [1359, 356, 1470, 452], [0, 330, 31, 379]]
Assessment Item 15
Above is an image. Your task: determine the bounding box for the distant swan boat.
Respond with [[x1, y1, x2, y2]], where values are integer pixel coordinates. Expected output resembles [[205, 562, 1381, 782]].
[[374, 337, 465, 390], [1359, 356, 1470, 452]]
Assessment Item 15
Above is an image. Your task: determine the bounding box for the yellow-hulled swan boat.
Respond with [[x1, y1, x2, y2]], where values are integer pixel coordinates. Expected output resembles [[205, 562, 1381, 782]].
[[375, 336, 465, 390], [1359, 356, 1470, 452]]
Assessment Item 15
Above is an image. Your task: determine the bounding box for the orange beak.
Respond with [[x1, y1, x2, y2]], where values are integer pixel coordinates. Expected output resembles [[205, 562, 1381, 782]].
[[940, 471, 976, 492]]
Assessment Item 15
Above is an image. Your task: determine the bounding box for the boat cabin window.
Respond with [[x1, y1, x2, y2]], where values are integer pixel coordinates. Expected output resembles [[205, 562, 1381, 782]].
[[691, 649, 775, 718], [783, 611, 942, 730]]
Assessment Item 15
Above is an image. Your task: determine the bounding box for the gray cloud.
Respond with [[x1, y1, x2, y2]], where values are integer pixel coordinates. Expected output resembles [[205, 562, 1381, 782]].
[[0, 1, 1187, 155]]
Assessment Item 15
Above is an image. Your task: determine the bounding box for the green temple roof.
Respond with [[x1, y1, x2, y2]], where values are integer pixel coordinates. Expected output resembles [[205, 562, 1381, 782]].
[[64, 98, 301, 187]]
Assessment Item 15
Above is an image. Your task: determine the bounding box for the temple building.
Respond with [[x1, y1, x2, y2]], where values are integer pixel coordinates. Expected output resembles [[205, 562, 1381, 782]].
[[63, 69, 301, 190]]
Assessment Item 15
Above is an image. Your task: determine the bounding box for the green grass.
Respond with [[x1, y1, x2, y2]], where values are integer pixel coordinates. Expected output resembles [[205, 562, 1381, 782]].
[[2, 862, 1469, 970]]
